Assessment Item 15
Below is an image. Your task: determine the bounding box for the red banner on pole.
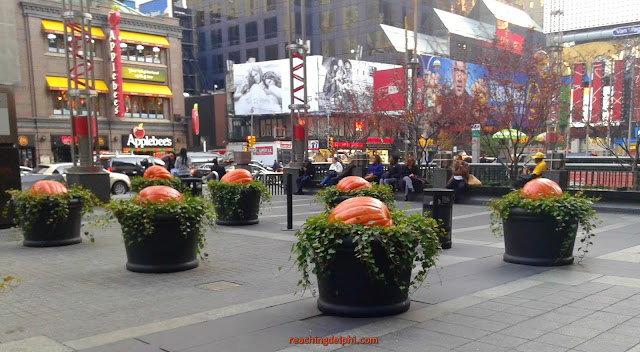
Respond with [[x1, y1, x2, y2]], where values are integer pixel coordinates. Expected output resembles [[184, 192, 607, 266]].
[[612, 60, 624, 121], [373, 68, 406, 112], [108, 10, 124, 118], [634, 58, 640, 121], [571, 63, 584, 122], [591, 62, 603, 123]]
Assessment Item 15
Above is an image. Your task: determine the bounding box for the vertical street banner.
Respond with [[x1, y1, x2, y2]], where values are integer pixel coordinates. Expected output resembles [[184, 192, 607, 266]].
[[612, 60, 624, 121], [108, 9, 124, 118], [634, 58, 640, 121], [571, 63, 584, 122], [590, 62, 603, 123]]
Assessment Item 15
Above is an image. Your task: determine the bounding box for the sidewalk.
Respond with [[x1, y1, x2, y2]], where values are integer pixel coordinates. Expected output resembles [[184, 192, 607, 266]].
[[1, 196, 640, 351]]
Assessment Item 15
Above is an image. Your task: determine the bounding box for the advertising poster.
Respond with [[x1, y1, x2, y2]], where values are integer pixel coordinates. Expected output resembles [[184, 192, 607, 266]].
[[233, 59, 290, 115], [317, 57, 398, 112]]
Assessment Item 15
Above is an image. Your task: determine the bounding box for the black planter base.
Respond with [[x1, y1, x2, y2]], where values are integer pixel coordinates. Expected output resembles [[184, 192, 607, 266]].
[[22, 198, 83, 248], [24, 237, 82, 247], [503, 253, 574, 266], [215, 219, 259, 226], [503, 208, 577, 267], [440, 241, 452, 249], [317, 297, 410, 317], [126, 259, 199, 273]]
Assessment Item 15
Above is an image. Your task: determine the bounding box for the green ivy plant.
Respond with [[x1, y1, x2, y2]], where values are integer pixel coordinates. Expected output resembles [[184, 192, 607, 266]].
[[292, 209, 442, 294], [105, 195, 215, 260], [130, 176, 184, 193], [315, 184, 395, 210], [489, 190, 599, 260], [6, 186, 100, 238], [206, 180, 271, 220]]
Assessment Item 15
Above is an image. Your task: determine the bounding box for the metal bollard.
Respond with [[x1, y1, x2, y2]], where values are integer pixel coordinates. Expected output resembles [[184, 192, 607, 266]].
[[423, 188, 454, 249]]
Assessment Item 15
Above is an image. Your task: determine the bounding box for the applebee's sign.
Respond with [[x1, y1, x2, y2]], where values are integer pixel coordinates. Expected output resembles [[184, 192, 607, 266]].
[[108, 9, 124, 117], [123, 124, 173, 149]]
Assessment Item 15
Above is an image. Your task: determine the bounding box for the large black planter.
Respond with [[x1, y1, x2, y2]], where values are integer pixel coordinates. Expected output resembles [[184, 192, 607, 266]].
[[124, 214, 199, 273], [317, 237, 412, 317], [503, 207, 577, 266], [23, 198, 82, 247], [215, 187, 260, 226]]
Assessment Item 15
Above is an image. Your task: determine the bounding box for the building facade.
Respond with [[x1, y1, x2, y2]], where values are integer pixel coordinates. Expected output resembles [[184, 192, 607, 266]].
[[10, 0, 188, 165]]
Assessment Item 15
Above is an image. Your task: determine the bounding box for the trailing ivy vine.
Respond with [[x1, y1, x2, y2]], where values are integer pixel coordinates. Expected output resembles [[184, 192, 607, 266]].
[[6, 186, 100, 237], [315, 184, 395, 210], [291, 209, 442, 294], [106, 195, 215, 260]]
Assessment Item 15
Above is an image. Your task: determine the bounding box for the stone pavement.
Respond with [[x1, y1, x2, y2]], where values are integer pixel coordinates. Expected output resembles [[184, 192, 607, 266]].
[[1, 195, 640, 351]]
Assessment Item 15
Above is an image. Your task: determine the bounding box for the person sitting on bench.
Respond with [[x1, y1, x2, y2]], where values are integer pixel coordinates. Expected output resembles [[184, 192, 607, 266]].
[[364, 155, 384, 183], [294, 159, 315, 195], [515, 152, 547, 188]]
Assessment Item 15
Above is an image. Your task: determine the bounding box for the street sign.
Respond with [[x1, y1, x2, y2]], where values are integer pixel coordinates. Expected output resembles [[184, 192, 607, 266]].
[[613, 25, 640, 37], [636, 126, 640, 139], [471, 131, 481, 137], [471, 124, 481, 131]]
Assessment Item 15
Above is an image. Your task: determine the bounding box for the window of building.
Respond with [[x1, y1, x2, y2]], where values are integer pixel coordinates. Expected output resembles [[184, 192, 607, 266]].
[[320, 10, 335, 33], [260, 119, 272, 137], [228, 51, 241, 64], [366, 2, 379, 23], [197, 32, 206, 51], [52, 91, 100, 116], [209, 5, 221, 24], [245, 21, 258, 42], [230, 118, 250, 139], [211, 29, 222, 49], [46, 33, 97, 56], [381, 1, 394, 25], [119, 43, 162, 64], [196, 10, 205, 27], [321, 40, 334, 57], [367, 31, 393, 55], [264, 17, 278, 39], [265, 44, 279, 60], [342, 36, 358, 56], [274, 118, 285, 138], [266, 0, 277, 11], [226, 0, 238, 20], [342, 6, 358, 30], [246, 48, 259, 61], [245, 0, 257, 16], [124, 96, 164, 119], [228, 25, 240, 46], [198, 57, 208, 73], [212, 54, 224, 73]]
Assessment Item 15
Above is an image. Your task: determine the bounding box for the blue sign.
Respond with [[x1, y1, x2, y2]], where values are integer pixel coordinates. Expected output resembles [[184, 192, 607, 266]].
[[613, 25, 640, 37], [635, 126, 640, 139]]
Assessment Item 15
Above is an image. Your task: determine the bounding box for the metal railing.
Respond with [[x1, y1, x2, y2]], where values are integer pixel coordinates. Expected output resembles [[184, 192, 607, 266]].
[[254, 173, 285, 196]]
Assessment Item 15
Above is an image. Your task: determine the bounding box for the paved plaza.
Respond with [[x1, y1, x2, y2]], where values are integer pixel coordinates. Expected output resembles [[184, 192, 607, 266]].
[[2, 195, 640, 351]]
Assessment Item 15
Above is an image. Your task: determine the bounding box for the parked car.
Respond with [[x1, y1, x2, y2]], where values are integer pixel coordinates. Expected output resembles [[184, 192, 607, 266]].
[[188, 152, 225, 167], [107, 155, 164, 177], [19, 166, 33, 176], [29, 163, 131, 195]]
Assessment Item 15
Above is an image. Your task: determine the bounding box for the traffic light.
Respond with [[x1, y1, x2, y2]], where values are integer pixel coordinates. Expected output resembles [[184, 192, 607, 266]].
[[329, 137, 334, 147], [246, 135, 256, 148]]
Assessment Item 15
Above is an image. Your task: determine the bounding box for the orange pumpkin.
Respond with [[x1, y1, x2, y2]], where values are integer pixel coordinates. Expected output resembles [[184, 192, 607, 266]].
[[135, 185, 183, 204], [336, 176, 372, 192], [29, 180, 68, 195], [220, 168, 253, 184], [521, 178, 563, 199], [143, 165, 173, 180], [328, 196, 393, 227]]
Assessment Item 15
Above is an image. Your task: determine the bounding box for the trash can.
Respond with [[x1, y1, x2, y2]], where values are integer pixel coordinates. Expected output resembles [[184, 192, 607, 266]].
[[423, 188, 454, 249], [352, 152, 369, 168]]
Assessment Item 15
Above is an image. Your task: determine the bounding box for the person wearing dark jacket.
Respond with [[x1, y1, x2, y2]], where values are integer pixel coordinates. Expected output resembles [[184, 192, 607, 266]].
[[380, 155, 402, 190], [161, 152, 176, 172], [400, 156, 424, 201], [294, 160, 315, 195], [205, 159, 226, 181]]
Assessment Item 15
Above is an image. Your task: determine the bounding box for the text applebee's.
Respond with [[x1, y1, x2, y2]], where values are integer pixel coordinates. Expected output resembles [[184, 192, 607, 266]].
[[127, 135, 172, 148]]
